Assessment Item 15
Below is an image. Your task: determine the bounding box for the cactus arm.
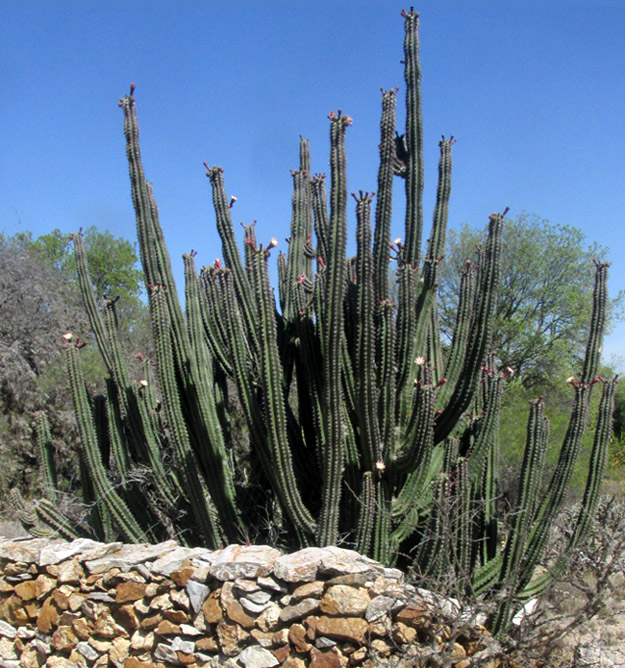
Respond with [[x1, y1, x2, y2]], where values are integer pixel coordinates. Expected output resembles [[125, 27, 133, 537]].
[[33, 411, 58, 502], [65, 336, 147, 543], [435, 258, 477, 409], [205, 165, 258, 349], [397, 137, 453, 423], [317, 111, 351, 547], [311, 173, 329, 265], [183, 252, 243, 540], [249, 243, 316, 536], [401, 8, 424, 268], [373, 88, 398, 303], [353, 191, 383, 470], [149, 285, 223, 547], [434, 212, 504, 443], [571, 376, 617, 545]]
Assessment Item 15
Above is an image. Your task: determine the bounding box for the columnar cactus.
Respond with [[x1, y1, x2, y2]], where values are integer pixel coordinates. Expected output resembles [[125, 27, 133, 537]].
[[35, 9, 616, 635]]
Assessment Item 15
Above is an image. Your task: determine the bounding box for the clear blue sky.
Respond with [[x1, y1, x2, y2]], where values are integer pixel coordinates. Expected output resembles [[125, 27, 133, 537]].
[[2, 3, 624, 368]]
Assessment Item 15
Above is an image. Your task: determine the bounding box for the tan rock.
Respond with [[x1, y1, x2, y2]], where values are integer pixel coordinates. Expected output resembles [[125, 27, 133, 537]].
[[367, 617, 391, 637], [4, 562, 29, 576], [279, 597, 320, 623], [316, 616, 367, 644], [0, 636, 18, 661], [272, 644, 291, 663], [320, 585, 370, 617], [56, 557, 85, 584], [68, 648, 89, 666], [454, 661, 472, 668], [116, 581, 148, 603], [202, 590, 223, 624], [124, 657, 157, 668], [133, 598, 151, 615], [24, 600, 39, 620], [391, 621, 417, 644], [348, 647, 367, 665], [89, 636, 114, 653], [176, 651, 197, 665], [303, 615, 319, 640], [395, 602, 428, 628], [140, 614, 162, 630], [452, 642, 467, 659], [249, 628, 275, 647], [15, 574, 55, 601], [170, 564, 194, 587], [37, 597, 60, 632], [72, 616, 95, 640], [291, 581, 324, 602], [155, 619, 181, 635], [51, 588, 69, 611], [289, 623, 312, 653], [216, 620, 250, 656], [255, 602, 281, 632], [169, 588, 190, 609], [18, 645, 40, 668], [130, 630, 156, 651], [51, 625, 78, 652], [226, 599, 255, 629], [109, 636, 131, 666], [282, 658, 307, 668], [112, 603, 139, 632], [271, 628, 289, 646], [195, 636, 220, 652], [46, 656, 78, 668], [68, 591, 87, 612], [369, 639, 392, 657], [149, 592, 173, 611], [93, 655, 111, 668], [93, 610, 125, 638], [163, 607, 190, 624], [309, 647, 343, 668]]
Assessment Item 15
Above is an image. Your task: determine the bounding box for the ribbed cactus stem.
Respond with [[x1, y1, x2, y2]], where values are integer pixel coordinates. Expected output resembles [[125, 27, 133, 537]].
[[354, 191, 382, 471], [318, 111, 351, 547], [249, 245, 316, 536], [373, 88, 397, 303], [149, 285, 222, 548], [34, 411, 58, 502], [65, 336, 147, 543]]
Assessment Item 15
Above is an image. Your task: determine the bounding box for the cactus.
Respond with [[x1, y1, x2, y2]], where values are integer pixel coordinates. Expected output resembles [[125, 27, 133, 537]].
[[38, 9, 616, 636]]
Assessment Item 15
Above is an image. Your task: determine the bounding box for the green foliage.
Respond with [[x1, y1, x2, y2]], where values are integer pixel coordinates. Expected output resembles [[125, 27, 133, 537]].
[[24, 226, 144, 306], [0, 227, 149, 515], [33, 12, 617, 636], [439, 214, 623, 389]]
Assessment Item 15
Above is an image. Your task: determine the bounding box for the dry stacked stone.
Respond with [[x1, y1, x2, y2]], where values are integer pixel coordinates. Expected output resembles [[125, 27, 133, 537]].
[[0, 536, 504, 668]]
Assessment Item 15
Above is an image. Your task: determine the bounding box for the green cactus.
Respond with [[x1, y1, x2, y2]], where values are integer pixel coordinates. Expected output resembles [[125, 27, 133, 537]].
[[37, 9, 617, 636]]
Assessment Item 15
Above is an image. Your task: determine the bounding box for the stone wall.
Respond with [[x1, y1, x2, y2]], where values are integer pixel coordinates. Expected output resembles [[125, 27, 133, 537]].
[[0, 537, 501, 668]]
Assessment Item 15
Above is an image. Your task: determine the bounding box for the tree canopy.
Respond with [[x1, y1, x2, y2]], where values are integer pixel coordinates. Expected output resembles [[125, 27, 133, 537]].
[[0, 227, 147, 509], [19, 226, 144, 306], [438, 213, 622, 389]]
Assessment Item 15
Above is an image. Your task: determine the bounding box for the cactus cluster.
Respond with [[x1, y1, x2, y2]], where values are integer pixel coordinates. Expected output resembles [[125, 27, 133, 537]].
[[30, 10, 616, 634]]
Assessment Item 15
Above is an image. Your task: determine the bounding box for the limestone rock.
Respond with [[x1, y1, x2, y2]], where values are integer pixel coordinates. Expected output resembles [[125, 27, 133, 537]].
[[316, 615, 368, 644], [0, 620, 16, 638], [209, 545, 281, 581], [279, 598, 320, 623], [320, 585, 370, 617], [238, 645, 280, 668], [185, 580, 209, 613]]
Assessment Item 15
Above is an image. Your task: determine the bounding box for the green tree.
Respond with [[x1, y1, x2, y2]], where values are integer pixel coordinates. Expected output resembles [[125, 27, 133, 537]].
[[438, 213, 622, 389], [0, 227, 149, 513], [23, 226, 144, 306]]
